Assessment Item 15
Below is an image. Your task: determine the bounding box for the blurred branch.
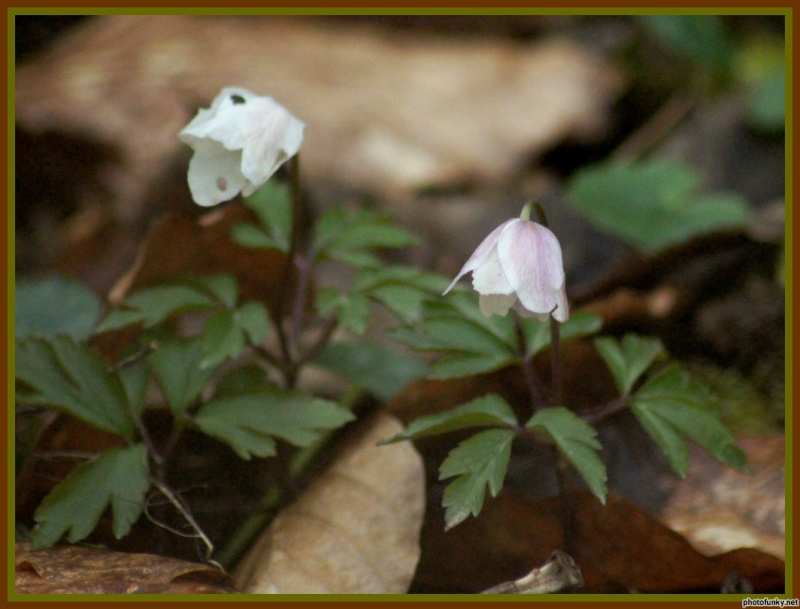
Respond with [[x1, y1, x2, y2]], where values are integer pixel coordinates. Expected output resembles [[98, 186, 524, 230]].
[[479, 551, 583, 594]]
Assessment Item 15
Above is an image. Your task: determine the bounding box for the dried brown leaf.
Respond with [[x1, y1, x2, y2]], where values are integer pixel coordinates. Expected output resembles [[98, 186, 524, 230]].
[[413, 493, 785, 594], [234, 414, 425, 594], [15, 542, 238, 594], [16, 15, 623, 207]]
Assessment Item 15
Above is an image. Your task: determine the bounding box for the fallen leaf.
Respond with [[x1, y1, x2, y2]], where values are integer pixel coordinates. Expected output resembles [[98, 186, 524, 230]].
[[234, 413, 425, 594], [16, 15, 623, 208], [412, 492, 785, 594], [659, 434, 785, 560], [15, 542, 238, 594]]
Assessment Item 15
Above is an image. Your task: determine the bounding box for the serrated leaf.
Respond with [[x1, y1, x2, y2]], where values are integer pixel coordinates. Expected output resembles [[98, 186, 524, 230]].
[[213, 365, 269, 399], [200, 309, 246, 369], [32, 445, 150, 548], [15, 336, 135, 439], [239, 180, 293, 252], [439, 429, 515, 530], [314, 287, 371, 334], [188, 274, 239, 309], [353, 266, 449, 324], [385, 394, 518, 443], [118, 357, 149, 419], [631, 364, 748, 477], [522, 311, 603, 358], [312, 208, 417, 267], [95, 285, 216, 333], [594, 334, 665, 396], [526, 407, 607, 503], [236, 300, 271, 345], [147, 335, 215, 417], [430, 351, 518, 380], [15, 275, 101, 341], [567, 160, 752, 252], [194, 390, 355, 460], [314, 342, 428, 402]]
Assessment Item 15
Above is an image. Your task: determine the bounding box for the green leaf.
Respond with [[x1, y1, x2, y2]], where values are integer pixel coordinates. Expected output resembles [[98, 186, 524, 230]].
[[522, 311, 603, 358], [385, 394, 518, 443], [352, 266, 450, 324], [594, 334, 665, 396], [193, 390, 355, 460], [748, 68, 785, 132], [314, 342, 428, 402], [147, 334, 215, 417], [188, 274, 239, 309], [15, 275, 101, 341], [312, 208, 418, 267], [429, 351, 518, 381], [95, 286, 215, 333], [639, 15, 734, 74], [32, 444, 150, 548], [526, 407, 607, 504], [236, 300, 271, 344], [213, 365, 269, 399], [118, 357, 149, 419], [200, 309, 246, 369], [631, 364, 748, 477], [439, 429, 515, 530], [567, 160, 752, 252], [16, 336, 135, 439], [237, 181, 293, 252], [315, 288, 371, 335]]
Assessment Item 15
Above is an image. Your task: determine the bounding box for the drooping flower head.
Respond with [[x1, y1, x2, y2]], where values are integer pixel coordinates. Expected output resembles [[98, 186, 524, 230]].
[[179, 87, 305, 207], [443, 204, 569, 322]]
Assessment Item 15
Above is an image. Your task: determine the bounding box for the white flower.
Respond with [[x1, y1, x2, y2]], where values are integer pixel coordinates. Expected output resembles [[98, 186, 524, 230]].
[[443, 211, 569, 322], [179, 87, 305, 207]]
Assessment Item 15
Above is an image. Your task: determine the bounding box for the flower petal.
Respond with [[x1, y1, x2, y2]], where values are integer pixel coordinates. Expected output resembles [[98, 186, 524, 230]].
[[179, 87, 260, 151], [479, 293, 517, 317], [497, 221, 566, 318], [471, 239, 514, 296], [240, 100, 305, 188], [443, 219, 518, 295], [186, 145, 247, 207]]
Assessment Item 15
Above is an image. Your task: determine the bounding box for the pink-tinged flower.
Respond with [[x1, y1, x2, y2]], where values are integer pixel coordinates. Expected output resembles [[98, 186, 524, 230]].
[[443, 210, 569, 322], [179, 87, 305, 207]]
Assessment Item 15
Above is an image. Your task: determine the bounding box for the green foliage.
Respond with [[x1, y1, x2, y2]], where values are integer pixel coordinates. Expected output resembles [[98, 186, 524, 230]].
[[193, 388, 355, 460], [439, 429, 516, 530], [391, 290, 602, 380], [15, 275, 102, 341], [315, 266, 448, 335], [385, 394, 519, 443], [631, 363, 748, 477], [314, 342, 428, 402], [639, 15, 734, 74], [147, 333, 215, 417], [232, 181, 294, 252], [567, 160, 752, 252], [16, 336, 137, 439], [32, 445, 150, 549], [95, 275, 239, 333], [594, 334, 665, 396], [526, 407, 607, 504], [312, 207, 418, 267], [735, 35, 786, 132]]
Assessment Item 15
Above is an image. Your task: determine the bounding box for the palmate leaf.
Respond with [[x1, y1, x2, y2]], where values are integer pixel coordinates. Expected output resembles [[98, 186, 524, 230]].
[[15, 336, 135, 439], [312, 207, 418, 267], [567, 159, 751, 252], [233, 181, 293, 253], [439, 429, 516, 530], [147, 334, 215, 417], [15, 275, 102, 341], [199, 300, 271, 369], [32, 444, 150, 549], [94, 274, 238, 333], [314, 342, 428, 402], [631, 363, 748, 477], [384, 394, 518, 443], [526, 406, 607, 504], [193, 389, 355, 460], [522, 311, 603, 359], [594, 334, 665, 396]]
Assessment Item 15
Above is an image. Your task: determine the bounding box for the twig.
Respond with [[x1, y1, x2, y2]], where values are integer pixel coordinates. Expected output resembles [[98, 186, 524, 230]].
[[479, 551, 583, 594], [149, 478, 223, 571]]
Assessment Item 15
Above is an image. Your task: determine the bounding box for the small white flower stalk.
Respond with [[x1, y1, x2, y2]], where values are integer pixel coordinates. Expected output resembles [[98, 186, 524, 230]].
[[179, 86, 305, 207], [444, 203, 569, 322]]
